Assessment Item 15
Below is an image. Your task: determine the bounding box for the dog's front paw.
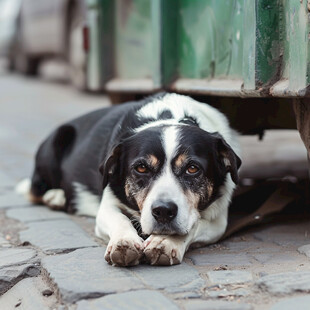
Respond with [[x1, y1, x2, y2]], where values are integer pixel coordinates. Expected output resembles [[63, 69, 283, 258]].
[[143, 235, 184, 266], [105, 235, 143, 267]]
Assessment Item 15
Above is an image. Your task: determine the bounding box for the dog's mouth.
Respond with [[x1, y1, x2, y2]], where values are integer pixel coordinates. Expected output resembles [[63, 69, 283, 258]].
[[133, 220, 187, 238], [147, 223, 188, 236]]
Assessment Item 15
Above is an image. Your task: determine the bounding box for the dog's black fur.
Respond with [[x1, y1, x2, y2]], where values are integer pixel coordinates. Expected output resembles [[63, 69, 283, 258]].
[[30, 93, 240, 215], [26, 93, 242, 266]]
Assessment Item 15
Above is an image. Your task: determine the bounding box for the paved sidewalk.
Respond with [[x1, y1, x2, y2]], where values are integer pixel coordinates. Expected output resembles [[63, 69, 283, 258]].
[[1, 73, 310, 310]]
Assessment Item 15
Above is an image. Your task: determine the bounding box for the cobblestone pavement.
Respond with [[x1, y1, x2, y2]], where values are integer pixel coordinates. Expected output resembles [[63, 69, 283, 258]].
[[1, 71, 310, 310]]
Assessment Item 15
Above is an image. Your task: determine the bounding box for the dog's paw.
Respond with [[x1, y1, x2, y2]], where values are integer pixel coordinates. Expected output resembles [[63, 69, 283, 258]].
[[143, 235, 183, 266], [105, 235, 144, 267], [42, 189, 66, 210]]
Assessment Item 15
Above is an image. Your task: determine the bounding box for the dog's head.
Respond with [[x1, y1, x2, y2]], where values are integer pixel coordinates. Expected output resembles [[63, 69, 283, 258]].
[[100, 125, 241, 236]]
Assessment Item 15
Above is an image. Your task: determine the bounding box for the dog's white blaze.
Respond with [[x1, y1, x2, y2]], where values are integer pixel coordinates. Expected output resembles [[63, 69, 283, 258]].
[[162, 126, 178, 162], [140, 126, 198, 235], [137, 94, 190, 121], [134, 119, 184, 133], [136, 93, 240, 157]]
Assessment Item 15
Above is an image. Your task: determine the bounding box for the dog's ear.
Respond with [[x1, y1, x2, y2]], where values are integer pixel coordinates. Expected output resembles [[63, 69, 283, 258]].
[[99, 143, 122, 190], [212, 133, 241, 185]]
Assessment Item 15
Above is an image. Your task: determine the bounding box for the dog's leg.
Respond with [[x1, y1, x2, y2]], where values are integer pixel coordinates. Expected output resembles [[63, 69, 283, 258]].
[[95, 186, 143, 267], [144, 211, 228, 266]]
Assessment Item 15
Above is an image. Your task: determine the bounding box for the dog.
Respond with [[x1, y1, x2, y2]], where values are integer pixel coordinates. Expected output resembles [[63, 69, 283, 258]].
[[18, 93, 241, 266]]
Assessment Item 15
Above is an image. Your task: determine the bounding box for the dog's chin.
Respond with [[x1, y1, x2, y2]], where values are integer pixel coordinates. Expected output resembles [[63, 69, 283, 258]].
[[143, 223, 188, 236]]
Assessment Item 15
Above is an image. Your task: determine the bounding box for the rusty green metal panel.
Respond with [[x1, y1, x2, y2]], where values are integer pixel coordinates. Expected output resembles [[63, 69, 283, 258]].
[[270, 0, 310, 97], [87, 0, 114, 91], [115, 0, 152, 79], [150, 0, 162, 88], [86, 0, 310, 97], [242, 0, 256, 91], [288, 0, 310, 92], [158, 0, 179, 87], [280, 0, 289, 80], [177, 0, 244, 79], [255, 0, 281, 86], [243, 0, 282, 94]]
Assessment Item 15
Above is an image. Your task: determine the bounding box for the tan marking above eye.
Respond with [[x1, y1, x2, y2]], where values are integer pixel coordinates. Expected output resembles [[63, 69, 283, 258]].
[[136, 164, 148, 173], [148, 155, 159, 167], [186, 165, 199, 174], [175, 154, 188, 168]]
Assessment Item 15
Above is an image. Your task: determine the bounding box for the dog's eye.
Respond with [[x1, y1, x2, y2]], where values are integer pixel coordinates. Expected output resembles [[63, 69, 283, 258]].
[[186, 165, 199, 175], [135, 164, 148, 174]]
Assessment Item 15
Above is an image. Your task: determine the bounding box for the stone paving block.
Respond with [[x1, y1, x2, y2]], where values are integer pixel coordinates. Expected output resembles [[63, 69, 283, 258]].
[[253, 253, 298, 264], [132, 263, 205, 292], [0, 249, 37, 269], [165, 278, 205, 295], [256, 233, 310, 247], [187, 252, 252, 266], [0, 263, 40, 295], [222, 241, 280, 253], [206, 288, 250, 298], [76, 290, 179, 310], [0, 277, 58, 310], [183, 300, 253, 310], [20, 219, 98, 254], [253, 225, 310, 247], [173, 291, 202, 299], [0, 191, 30, 209], [297, 244, 310, 258], [207, 270, 253, 285], [252, 253, 273, 264], [256, 271, 310, 294], [42, 248, 144, 303], [270, 296, 310, 310], [221, 241, 262, 252], [6, 206, 69, 223]]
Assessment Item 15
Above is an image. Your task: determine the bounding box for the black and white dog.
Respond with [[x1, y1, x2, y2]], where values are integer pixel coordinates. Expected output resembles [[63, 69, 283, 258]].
[[18, 93, 241, 266]]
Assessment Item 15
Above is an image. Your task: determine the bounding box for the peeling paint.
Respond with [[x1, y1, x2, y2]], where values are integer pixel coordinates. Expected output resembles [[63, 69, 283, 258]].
[[178, 0, 243, 79], [236, 30, 240, 40]]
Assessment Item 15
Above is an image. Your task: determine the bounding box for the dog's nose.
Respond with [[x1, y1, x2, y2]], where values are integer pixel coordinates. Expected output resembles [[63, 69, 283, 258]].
[[151, 201, 178, 223]]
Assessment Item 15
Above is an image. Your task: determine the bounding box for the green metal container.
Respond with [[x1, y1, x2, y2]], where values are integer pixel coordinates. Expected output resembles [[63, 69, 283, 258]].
[[86, 0, 310, 98]]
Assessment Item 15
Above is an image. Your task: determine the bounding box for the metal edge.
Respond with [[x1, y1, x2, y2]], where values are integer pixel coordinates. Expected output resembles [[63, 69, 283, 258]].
[[171, 78, 244, 97], [105, 78, 158, 93]]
